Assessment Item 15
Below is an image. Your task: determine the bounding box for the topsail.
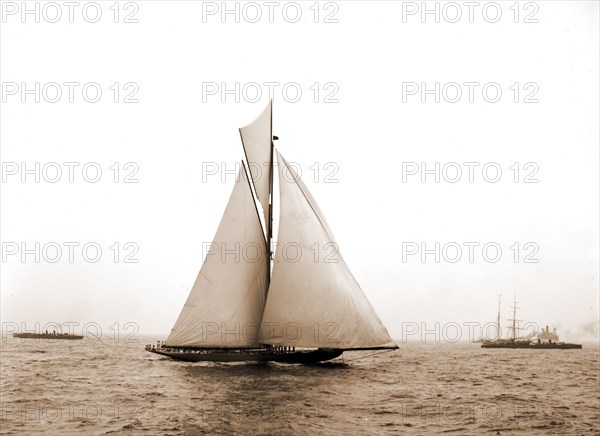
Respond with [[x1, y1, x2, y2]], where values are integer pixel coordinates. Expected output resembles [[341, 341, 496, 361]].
[[239, 101, 273, 230]]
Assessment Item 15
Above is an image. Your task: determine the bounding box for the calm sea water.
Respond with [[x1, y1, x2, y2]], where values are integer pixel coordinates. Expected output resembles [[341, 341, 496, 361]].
[[1, 335, 598, 435]]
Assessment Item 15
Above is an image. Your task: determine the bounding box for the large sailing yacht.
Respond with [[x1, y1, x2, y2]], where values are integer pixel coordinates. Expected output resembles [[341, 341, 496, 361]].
[[146, 102, 397, 363]]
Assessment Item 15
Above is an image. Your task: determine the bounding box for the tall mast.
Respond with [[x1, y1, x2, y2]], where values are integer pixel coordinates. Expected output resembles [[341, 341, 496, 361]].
[[508, 295, 520, 340], [512, 296, 516, 340], [496, 294, 502, 340], [266, 99, 274, 289], [238, 101, 276, 291]]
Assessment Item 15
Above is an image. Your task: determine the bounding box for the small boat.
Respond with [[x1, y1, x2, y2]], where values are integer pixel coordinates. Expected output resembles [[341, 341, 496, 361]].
[[13, 332, 83, 340], [147, 102, 397, 364]]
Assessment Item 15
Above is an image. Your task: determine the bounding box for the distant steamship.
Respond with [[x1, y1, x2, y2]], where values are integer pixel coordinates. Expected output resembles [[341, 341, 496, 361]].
[[480, 296, 582, 349], [13, 330, 83, 340]]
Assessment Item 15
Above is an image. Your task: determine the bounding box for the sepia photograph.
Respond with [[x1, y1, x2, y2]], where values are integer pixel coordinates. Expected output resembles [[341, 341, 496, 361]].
[[1, 1, 599, 434]]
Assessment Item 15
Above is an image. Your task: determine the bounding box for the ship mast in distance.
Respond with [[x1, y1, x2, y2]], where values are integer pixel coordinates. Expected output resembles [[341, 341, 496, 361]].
[[507, 295, 521, 340], [496, 294, 502, 340]]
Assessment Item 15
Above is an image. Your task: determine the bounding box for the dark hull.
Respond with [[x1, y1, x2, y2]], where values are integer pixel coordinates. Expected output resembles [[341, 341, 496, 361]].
[[13, 333, 83, 340], [482, 342, 582, 349], [146, 347, 343, 363]]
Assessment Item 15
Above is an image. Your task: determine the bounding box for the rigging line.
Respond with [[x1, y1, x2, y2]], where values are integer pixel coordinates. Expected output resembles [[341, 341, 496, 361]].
[[238, 132, 269, 246], [241, 160, 268, 248], [238, 129, 261, 214], [342, 349, 395, 363], [86, 331, 105, 344]]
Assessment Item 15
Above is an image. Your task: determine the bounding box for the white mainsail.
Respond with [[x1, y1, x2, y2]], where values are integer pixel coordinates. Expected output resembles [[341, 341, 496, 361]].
[[165, 167, 269, 348], [239, 101, 272, 230], [258, 151, 396, 349]]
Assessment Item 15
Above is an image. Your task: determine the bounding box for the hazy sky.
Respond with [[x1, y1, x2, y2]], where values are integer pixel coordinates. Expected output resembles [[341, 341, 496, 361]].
[[1, 1, 598, 343]]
